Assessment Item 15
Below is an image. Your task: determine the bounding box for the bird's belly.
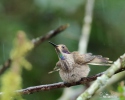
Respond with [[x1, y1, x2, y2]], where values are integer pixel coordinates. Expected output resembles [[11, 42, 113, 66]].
[[59, 64, 90, 83]]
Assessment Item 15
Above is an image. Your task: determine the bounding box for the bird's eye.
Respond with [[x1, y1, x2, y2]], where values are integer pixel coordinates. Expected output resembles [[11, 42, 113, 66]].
[[62, 46, 65, 49]]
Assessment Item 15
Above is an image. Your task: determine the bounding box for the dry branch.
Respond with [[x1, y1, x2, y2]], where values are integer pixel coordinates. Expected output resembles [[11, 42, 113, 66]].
[[32, 24, 69, 46]]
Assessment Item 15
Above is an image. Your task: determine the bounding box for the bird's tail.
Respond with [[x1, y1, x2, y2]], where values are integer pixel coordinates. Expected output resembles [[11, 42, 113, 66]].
[[88, 55, 113, 66]]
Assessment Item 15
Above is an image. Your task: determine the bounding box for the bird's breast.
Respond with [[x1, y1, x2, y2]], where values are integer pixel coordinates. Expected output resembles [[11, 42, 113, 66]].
[[60, 54, 75, 71]]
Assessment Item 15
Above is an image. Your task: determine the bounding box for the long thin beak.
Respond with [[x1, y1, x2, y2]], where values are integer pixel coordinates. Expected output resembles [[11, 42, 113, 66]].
[[48, 41, 58, 47]]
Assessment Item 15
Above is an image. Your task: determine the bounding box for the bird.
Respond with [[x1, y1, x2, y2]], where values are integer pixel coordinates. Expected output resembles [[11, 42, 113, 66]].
[[48, 41, 112, 83]]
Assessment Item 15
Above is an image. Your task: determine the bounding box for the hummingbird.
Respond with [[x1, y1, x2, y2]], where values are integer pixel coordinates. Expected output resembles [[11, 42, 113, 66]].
[[48, 41, 112, 83]]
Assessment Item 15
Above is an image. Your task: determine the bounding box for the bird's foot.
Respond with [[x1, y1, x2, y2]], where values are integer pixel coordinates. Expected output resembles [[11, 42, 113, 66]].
[[80, 77, 88, 81], [79, 77, 89, 84], [81, 77, 90, 88], [64, 82, 71, 87], [80, 77, 86, 81]]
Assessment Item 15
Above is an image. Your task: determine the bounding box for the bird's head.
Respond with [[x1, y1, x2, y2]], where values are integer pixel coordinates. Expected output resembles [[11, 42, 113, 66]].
[[49, 41, 70, 60]]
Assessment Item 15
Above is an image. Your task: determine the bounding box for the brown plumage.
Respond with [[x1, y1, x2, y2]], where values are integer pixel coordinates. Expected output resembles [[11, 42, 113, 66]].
[[49, 41, 113, 83], [72, 52, 112, 66]]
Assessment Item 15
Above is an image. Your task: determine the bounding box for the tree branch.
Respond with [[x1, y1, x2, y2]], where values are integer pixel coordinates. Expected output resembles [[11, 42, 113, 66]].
[[0, 72, 102, 95], [78, 0, 95, 54], [77, 53, 125, 100], [0, 24, 69, 75], [32, 24, 69, 46], [0, 67, 124, 95]]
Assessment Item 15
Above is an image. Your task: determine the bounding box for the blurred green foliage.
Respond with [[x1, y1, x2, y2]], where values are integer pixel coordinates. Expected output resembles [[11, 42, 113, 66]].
[[0, 0, 125, 100], [1, 31, 33, 100]]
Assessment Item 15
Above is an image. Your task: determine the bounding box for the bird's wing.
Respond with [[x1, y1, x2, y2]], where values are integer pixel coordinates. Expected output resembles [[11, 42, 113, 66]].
[[72, 51, 95, 64], [72, 51, 113, 66], [48, 61, 61, 74], [87, 55, 113, 66]]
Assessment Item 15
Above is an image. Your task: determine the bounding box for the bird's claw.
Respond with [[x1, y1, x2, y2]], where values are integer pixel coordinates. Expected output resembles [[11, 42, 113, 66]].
[[64, 82, 71, 87]]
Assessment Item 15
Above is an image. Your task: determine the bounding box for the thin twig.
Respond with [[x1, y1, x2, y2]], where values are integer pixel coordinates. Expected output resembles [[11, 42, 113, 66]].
[[32, 24, 69, 46], [0, 59, 11, 75], [0, 24, 69, 75]]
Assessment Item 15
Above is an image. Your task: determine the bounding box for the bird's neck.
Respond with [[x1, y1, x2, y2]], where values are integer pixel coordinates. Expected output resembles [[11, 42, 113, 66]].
[[58, 52, 65, 60]]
